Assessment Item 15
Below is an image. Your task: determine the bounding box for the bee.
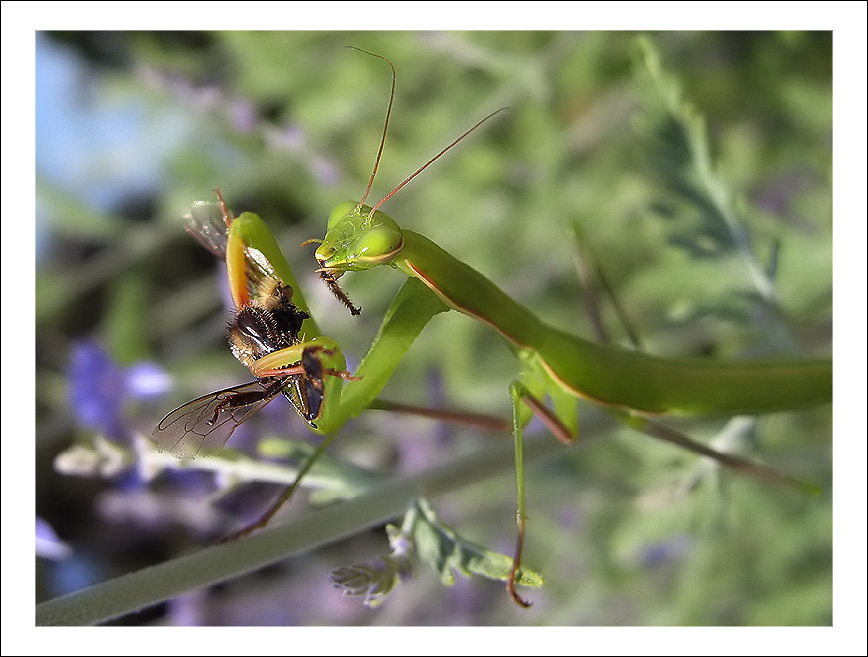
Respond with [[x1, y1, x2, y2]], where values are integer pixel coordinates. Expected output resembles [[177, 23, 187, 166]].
[[153, 191, 356, 459]]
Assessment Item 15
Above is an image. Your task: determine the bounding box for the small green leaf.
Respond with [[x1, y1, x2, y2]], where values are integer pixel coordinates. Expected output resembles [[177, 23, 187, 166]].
[[410, 498, 544, 588], [329, 497, 544, 608], [329, 559, 407, 608], [329, 526, 414, 608]]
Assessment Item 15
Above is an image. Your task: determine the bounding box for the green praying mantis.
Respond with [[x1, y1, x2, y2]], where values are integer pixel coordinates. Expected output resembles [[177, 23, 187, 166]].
[[155, 50, 832, 608]]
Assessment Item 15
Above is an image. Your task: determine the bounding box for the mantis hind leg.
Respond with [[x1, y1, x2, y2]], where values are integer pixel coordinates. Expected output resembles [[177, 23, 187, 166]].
[[507, 380, 575, 607]]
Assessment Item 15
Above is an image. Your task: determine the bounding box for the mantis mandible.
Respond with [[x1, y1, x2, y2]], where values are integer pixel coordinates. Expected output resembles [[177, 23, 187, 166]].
[[303, 51, 833, 606]]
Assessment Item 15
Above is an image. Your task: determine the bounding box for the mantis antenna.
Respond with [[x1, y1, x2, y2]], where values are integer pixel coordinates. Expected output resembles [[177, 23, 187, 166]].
[[305, 48, 507, 315], [348, 47, 508, 216], [345, 47, 396, 208]]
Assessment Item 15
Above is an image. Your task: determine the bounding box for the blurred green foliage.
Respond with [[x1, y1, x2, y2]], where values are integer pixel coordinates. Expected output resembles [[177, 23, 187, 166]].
[[36, 31, 831, 625]]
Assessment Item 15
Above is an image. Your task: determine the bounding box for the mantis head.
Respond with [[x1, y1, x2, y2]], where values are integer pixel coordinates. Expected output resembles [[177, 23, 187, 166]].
[[306, 50, 504, 317], [309, 201, 404, 278]]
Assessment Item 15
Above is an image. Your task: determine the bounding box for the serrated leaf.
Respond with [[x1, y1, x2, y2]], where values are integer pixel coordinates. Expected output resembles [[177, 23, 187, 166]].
[[410, 498, 543, 588], [329, 554, 411, 609]]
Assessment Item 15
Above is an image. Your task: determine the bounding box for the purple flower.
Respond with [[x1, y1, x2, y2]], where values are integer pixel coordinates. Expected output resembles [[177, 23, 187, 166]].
[[68, 340, 171, 442], [638, 534, 693, 569], [35, 516, 72, 561]]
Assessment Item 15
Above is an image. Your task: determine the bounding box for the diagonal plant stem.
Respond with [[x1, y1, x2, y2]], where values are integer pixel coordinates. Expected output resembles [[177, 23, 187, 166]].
[[36, 407, 613, 626]]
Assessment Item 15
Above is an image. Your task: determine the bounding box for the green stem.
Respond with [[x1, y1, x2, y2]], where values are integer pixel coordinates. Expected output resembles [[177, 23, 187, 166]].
[[36, 407, 614, 626]]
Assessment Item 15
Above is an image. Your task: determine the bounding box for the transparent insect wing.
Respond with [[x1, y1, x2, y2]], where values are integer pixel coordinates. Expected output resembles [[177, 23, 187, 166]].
[[185, 200, 284, 308], [153, 379, 282, 459], [185, 201, 229, 259]]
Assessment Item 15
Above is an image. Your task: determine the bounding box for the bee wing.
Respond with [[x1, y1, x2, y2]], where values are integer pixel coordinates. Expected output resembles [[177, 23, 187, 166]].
[[153, 379, 283, 459], [185, 200, 285, 305], [185, 201, 229, 259]]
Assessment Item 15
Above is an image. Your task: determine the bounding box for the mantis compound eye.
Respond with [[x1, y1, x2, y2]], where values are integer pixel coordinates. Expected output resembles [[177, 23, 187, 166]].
[[350, 225, 404, 266]]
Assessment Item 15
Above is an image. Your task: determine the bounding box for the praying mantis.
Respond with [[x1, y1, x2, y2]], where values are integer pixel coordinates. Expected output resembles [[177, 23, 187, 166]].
[[154, 50, 832, 608]]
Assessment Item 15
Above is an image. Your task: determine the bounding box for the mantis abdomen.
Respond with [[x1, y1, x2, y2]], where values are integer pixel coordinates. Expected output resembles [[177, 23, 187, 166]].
[[397, 230, 832, 416]]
